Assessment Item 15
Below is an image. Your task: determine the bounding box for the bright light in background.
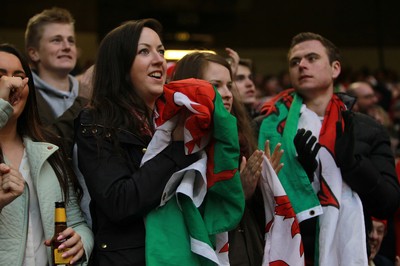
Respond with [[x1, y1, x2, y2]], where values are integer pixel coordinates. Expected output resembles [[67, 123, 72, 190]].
[[175, 32, 190, 41], [164, 50, 216, 61]]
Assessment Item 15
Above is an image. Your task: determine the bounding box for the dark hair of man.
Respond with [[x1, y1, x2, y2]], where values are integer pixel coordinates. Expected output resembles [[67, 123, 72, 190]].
[[238, 58, 253, 71], [90, 19, 163, 140], [0, 43, 81, 202], [289, 32, 341, 64], [171, 52, 257, 158]]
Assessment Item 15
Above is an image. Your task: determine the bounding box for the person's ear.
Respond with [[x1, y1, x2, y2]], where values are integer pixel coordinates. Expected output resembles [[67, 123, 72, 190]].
[[27, 47, 40, 62], [331, 60, 341, 79]]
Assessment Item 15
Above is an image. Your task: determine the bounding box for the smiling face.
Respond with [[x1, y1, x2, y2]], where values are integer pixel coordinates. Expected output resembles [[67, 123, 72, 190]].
[[288, 40, 340, 99], [28, 23, 77, 76], [129, 27, 167, 109], [0, 52, 29, 121], [202, 61, 233, 112], [368, 220, 386, 261]]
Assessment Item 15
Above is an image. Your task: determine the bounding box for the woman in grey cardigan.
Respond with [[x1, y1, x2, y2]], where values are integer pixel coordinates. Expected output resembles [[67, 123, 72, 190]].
[[0, 43, 93, 266]]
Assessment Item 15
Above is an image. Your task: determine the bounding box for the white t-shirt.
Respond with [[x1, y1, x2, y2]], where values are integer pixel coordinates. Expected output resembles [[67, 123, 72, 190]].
[[20, 149, 48, 266]]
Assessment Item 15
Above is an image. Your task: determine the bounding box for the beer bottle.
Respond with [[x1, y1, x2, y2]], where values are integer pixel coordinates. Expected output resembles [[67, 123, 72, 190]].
[[51, 201, 70, 265]]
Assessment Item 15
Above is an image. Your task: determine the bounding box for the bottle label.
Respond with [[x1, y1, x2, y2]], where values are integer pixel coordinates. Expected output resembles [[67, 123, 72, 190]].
[[53, 248, 70, 264], [55, 208, 67, 222]]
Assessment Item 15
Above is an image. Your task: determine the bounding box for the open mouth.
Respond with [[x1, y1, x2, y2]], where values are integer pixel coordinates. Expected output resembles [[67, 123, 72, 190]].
[[149, 71, 163, 79]]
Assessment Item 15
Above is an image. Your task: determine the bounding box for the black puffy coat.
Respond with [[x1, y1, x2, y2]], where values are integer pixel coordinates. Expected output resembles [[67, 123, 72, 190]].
[[75, 109, 199, 266], [337, 94, 400, 219]]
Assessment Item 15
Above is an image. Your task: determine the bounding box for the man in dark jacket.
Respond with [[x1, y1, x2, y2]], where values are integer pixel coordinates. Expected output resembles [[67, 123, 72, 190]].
[[257, 32, 400, 265], [25, 7, 93, 226], [25, 7, 91, 157]]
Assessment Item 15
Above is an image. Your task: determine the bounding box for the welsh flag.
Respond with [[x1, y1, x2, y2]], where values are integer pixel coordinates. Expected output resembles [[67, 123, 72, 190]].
[[258, 91, 322, 219], [260, 156, 304, 266], [258, 90, 367, 265], [142, 78, 245, 265]]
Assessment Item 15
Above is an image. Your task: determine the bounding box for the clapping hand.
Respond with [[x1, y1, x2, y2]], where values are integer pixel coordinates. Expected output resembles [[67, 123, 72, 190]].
[[240, 141, 284, 199], [264, 140, 284, 174], [240, 150, 263, 200]]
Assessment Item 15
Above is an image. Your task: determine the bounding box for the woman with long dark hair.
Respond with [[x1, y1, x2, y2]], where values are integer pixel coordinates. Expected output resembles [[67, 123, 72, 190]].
[[75, 19, 199, 265], [0, 43, 93, 265]]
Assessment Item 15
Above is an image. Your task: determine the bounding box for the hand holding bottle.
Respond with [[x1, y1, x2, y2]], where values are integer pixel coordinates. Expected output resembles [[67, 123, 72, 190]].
[[45, 227, 84, 265], [45, 202, 85, 265]]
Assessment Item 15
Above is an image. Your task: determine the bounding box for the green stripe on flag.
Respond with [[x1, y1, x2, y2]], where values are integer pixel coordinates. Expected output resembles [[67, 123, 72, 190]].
[[204, 87, 244, 234], [258, 93, 320, 215], [146, 198, 203, 266]]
